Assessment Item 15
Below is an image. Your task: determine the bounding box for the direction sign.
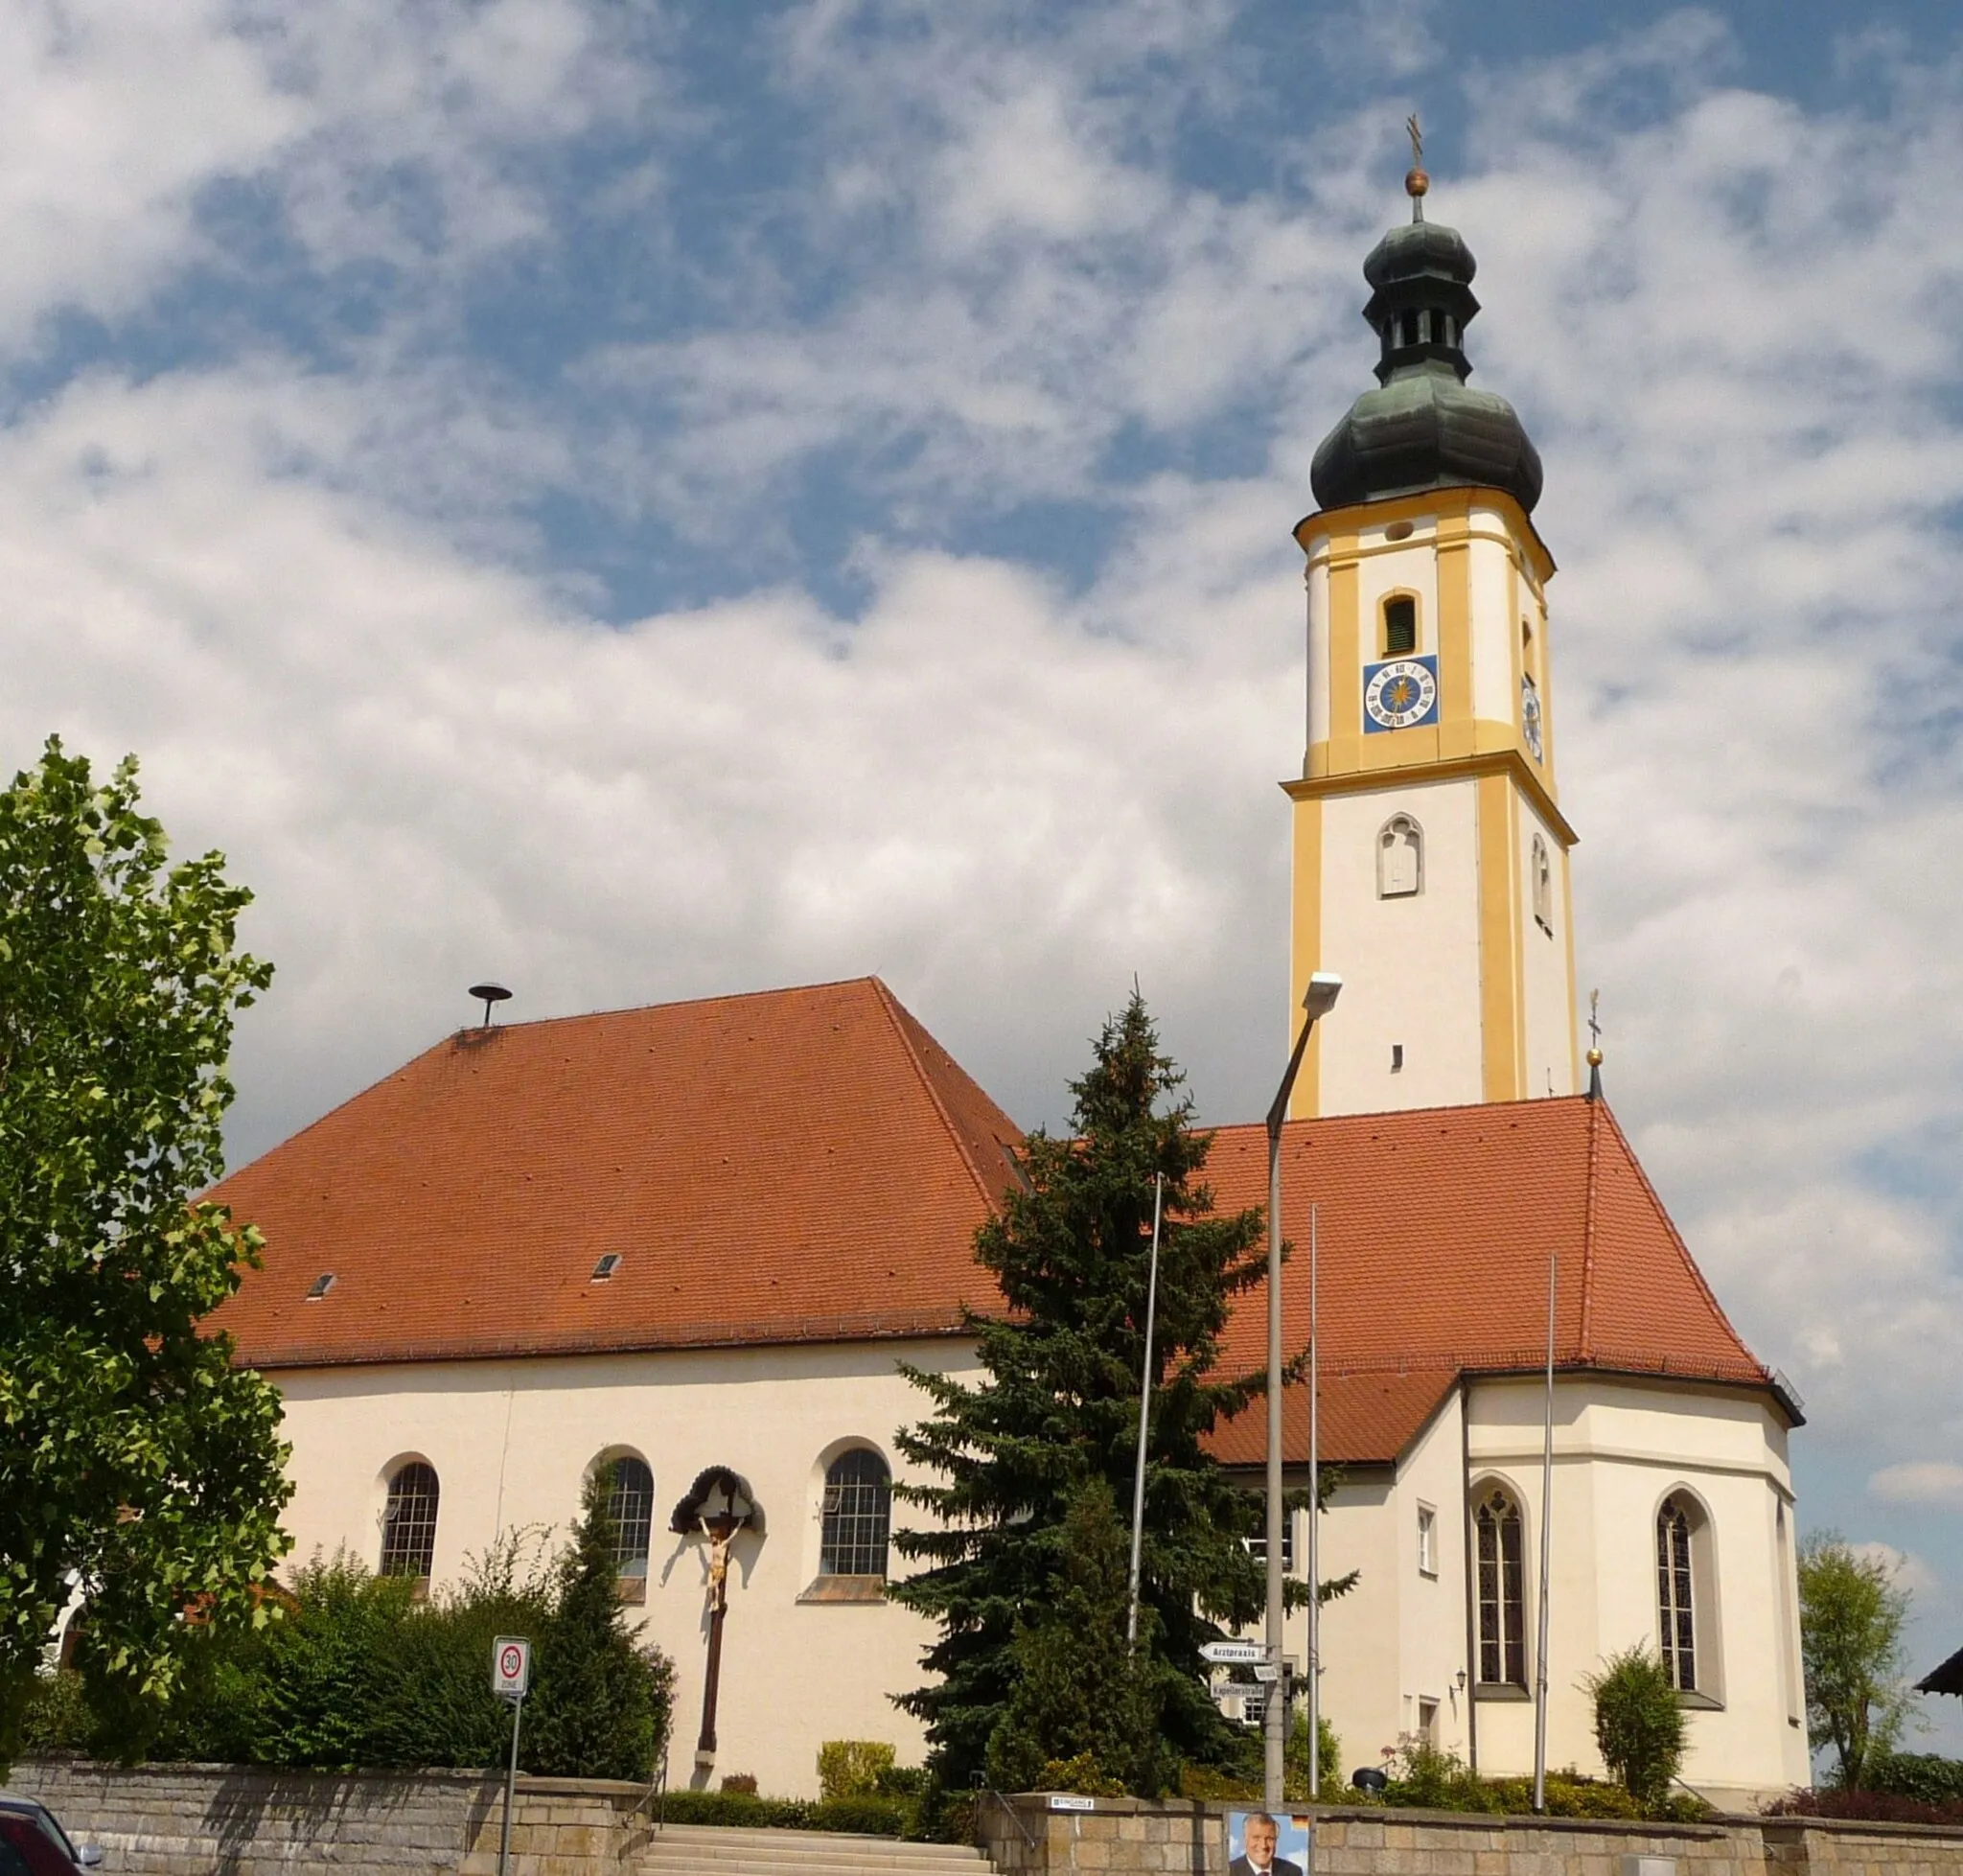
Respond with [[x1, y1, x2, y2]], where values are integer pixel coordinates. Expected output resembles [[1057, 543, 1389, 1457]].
[[492, 1635, 532, 1700], [1200, 1640, 1264, 1665]]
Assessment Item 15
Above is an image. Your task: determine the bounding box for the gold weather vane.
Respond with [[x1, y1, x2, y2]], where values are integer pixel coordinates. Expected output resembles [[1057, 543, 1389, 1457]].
[[1405, 112, 1429, 220]]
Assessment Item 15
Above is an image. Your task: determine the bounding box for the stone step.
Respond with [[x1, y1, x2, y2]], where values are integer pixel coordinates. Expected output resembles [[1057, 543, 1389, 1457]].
[[641, 1821, 996, 1873]]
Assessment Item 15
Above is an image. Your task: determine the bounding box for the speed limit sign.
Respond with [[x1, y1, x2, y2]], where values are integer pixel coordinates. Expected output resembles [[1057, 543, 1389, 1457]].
[[492, 1635, 532, 1700]]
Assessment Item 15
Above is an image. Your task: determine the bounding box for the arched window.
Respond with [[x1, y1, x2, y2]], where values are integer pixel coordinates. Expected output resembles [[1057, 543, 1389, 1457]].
[[1382, 594, 1418, 657], [381, 1461, 440, 1580], [1378, 815, 1422, 899], [820, 1448, 891, 1579], [1658, 1495, 1697, 1691], [1474, 1487, 1526, 1686], [606, 1455, 655, 1588], [1532, 834, 1553, 934]]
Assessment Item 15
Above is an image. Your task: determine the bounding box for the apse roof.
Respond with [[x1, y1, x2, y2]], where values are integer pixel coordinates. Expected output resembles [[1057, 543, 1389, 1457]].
[[206, 982, 1782, 1465]]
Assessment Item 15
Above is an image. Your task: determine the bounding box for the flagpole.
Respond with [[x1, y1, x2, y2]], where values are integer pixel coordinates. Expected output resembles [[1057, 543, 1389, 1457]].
[[1306, 1202, 1320, 1800], [1126, 1174, 1165, 1650], [1532, 1250, 1557, 1813]]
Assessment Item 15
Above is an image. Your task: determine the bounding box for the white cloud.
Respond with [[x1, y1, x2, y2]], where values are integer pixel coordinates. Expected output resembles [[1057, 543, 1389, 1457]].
[[1872, 1466, 1963, 1513], [0, 3, 1957, 1570], [1848, 1541, 1941, 1601]]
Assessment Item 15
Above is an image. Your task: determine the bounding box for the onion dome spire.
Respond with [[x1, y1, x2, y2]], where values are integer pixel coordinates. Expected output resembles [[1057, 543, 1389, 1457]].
[[1309, 132, 1543, 516]]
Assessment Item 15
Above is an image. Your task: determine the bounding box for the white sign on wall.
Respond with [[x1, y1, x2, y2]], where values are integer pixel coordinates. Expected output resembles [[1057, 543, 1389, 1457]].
[[492, 1635, 532, 1701]]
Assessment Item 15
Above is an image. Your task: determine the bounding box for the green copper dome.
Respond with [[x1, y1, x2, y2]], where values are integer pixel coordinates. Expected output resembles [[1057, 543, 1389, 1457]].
[[1309, 210, 1542, 515]]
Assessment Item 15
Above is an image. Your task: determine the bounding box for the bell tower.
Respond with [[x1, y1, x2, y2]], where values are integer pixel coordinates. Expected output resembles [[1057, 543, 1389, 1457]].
[[1286, 161, 1580, 1119]]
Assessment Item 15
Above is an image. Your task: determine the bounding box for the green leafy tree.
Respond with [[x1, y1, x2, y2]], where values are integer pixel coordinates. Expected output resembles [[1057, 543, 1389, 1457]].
[[1582, 1645, 1688, 1808], [891, 993, 1351, 1789], [1799, 1531, 1917, 1787], [0, 740, 289, 1761], [522, 1465, 676, 1780]]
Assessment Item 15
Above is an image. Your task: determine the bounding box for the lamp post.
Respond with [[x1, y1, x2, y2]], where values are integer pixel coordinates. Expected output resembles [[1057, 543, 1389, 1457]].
[[1263, 972, 1342, 1812]]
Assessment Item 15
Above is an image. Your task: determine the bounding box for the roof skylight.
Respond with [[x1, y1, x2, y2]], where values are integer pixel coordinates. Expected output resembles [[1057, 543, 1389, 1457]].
[[591, 1254, 622, 1282], [306, 1273, 336, 1300]]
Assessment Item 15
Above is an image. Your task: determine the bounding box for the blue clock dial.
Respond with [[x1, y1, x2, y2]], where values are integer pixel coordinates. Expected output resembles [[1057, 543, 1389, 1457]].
[[1521, 675, 1543, 761], [1363, 656, 1440, 732]]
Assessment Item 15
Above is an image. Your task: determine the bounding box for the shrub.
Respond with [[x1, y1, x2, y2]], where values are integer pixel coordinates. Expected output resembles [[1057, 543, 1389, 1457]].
[[1865, 1751, 1963, 1806], [657, 1789, 813, 1829], [1769, 1785, 1963, 1827], [982, 1480, 1166, 1796], [810, 1796, 907, 1836], [720, 1773, 759, 1795], [15, 1672, 90, 1757], [874, 1762, 929, 1799], [1387, 1740, 1490, 1811], [522, 1469, 675, 1781], [1582, 1645, 1687, 1808], [819, 1739, 896, 1800], [1284, 1711, 1341, 1799]]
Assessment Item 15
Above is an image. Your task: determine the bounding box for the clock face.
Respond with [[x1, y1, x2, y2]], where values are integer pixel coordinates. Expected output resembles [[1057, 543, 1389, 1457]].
[[1521, 676, 1543, 761], [1363, 656, 1439, 732]]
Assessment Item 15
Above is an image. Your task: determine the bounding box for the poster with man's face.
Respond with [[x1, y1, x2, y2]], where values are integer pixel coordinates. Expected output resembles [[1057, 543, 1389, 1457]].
[[1225, 1808, 1312, 1876]]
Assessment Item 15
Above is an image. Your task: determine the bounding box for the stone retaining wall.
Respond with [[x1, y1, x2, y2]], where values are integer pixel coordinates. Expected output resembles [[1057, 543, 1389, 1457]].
[[2, 1760, 652, 1876], [977, 1794, 1963, 1876]]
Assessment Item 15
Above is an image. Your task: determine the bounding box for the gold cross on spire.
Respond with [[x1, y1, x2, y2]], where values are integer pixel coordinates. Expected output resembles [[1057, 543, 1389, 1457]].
[[1404, 112, 1429, 220]]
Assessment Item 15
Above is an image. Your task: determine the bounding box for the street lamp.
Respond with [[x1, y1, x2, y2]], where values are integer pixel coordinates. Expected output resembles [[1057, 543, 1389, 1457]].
[[1262, 972, 1342, 1811]]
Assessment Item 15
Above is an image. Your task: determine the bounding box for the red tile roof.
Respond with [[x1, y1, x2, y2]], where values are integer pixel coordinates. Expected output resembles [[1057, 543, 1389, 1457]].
[[210, 984, 1778, 1467], [208, 978, 1022, 1368], [1202, 1097, 1779, 1465]]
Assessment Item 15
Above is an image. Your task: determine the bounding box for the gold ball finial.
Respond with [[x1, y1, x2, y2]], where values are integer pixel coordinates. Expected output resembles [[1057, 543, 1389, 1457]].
[[1405, 167, 1429, 199], [1586, 1048, 1604, 1069]]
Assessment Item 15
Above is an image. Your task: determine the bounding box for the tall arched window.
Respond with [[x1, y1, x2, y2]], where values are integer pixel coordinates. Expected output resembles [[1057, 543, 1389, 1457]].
[[380, 1461, 440, 1580], [1531, 834, 1553, 934], [1382, 594, 1418, 656], [820, 1448, 892, 1579], [1475, 1487, 1526, 1686], [1657, 1495, 1697, 1691], [606, 1455, 655, 1592], [1378, 815, 1422, 899]]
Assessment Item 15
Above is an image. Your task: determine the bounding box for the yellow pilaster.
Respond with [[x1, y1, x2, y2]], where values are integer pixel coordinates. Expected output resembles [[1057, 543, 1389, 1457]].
[[1477, 774, 1524, 1101], [1561, 843, 1582, 1090], [1287, 793, 1324, 1120], [1328, 543, 1361, 744], [1436, 513, 1474, 759]]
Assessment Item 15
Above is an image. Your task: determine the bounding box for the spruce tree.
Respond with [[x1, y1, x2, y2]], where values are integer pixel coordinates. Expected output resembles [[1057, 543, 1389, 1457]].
[[522, 1466, 674, 1780], [891, 993, 1318, 1787]]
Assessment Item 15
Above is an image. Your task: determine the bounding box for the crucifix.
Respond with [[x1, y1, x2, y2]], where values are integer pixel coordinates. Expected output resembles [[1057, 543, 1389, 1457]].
[[667, 1466, 758, 1772], [1586, 989, 1605, 1097]]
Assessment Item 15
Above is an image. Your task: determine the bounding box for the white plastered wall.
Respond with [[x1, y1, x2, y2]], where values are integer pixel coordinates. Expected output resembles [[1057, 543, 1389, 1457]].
[[270, 1338, 982, 1799], [1515, 792, 1577, 1099], [1316, 778, 1483, 1113], [1465, 1377, 1809, 1802]]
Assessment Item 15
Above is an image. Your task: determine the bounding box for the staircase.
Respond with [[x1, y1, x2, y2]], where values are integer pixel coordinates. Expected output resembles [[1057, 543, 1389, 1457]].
[[641, 1823, 999, 1875]]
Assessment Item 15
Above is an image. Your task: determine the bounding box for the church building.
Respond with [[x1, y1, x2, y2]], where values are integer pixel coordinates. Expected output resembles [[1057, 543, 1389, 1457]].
[[207, 174, 1811, 1808]]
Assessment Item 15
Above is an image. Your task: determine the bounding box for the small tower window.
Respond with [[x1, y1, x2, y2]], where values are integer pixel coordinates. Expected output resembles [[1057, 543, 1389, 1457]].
[[1400, 310, 1419, 347], [1383, 595, 1418, 656], [1378, 815, 1422, 899], [1532, 834, 1553, 935]]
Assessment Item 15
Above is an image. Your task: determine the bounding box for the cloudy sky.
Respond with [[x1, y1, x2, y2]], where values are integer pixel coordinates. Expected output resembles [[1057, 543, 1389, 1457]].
[[4, 1, 1959, 1745]]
